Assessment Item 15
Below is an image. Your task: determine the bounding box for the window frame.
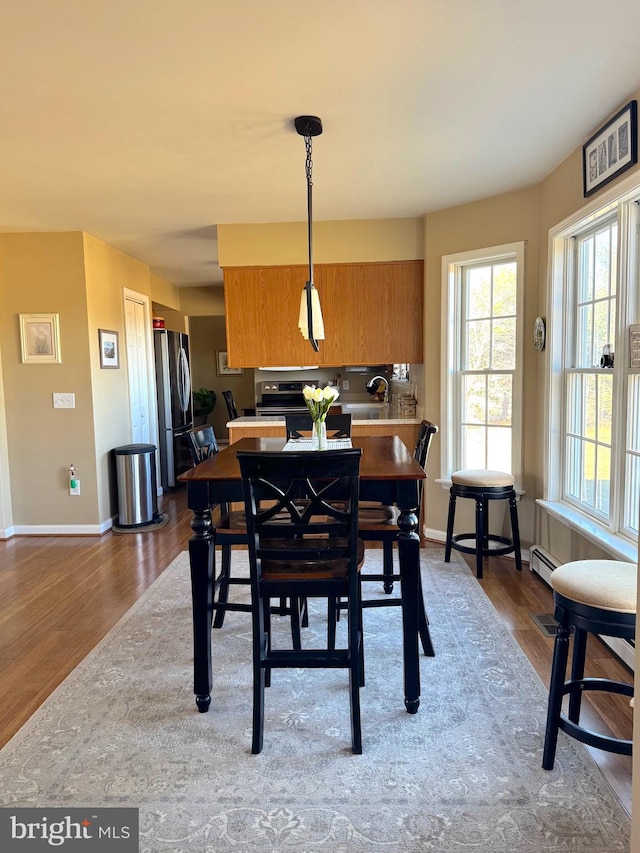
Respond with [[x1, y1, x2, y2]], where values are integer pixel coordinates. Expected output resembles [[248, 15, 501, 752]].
[[440, 241, 525, 487], [545, 177, 640, 554]]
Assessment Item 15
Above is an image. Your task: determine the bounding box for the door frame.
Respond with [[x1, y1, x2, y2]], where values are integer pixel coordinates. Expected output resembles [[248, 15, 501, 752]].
[[122, 288, 160, 492]]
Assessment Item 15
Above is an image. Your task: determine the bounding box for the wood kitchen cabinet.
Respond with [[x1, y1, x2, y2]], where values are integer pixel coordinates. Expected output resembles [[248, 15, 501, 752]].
[[223, 260, 423, 368]]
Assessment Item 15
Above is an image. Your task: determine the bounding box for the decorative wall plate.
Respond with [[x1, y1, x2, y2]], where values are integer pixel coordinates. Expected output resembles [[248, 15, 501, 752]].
[[534, 316, 546, 351]]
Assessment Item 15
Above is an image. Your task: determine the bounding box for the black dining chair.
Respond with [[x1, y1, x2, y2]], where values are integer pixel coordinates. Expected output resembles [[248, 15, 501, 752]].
[[184, 424, 219, 465], [184, 425, 307, 646], [285, 412, 352, 440], [337, 420, 439, 657], [222, 390, 239, 421], [238, 448, 365, 754]]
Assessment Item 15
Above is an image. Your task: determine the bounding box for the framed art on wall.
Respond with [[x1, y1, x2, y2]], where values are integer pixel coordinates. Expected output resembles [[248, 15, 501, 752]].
[[19, 313, 61, 363], [98, 329, 120, 369], [216, 350, 243, 376], [583, 100, 637, 197]]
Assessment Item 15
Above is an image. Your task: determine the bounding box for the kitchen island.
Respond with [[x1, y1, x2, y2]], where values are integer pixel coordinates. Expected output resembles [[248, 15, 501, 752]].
[[227, 403, 422, 447]]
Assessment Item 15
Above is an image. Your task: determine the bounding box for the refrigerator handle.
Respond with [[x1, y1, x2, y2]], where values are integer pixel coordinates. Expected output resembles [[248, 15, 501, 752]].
[[178, 346, 191, 413]]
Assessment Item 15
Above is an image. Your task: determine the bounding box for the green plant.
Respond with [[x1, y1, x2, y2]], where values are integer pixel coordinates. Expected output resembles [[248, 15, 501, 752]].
[[193, 388, 217, 423]]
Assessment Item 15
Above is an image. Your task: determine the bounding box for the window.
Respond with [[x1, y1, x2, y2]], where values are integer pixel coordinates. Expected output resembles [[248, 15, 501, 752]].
[[441, 243, 524, 483], [548, 194, 639, 548]]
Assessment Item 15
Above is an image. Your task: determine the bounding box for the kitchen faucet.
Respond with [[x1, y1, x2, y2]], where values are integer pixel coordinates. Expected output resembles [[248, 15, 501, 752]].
[[367, 375, 390, 405]]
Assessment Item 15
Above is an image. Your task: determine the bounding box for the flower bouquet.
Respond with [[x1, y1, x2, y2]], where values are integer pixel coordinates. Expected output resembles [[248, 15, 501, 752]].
[[302, 384, 340, 449]]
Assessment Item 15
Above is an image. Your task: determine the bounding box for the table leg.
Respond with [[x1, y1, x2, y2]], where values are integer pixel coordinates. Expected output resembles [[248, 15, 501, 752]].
[[397, 488, 421, 714], [188, 482, 214, 712]]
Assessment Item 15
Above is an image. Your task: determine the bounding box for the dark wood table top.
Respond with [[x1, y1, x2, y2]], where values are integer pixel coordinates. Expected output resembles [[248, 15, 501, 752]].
[[178, 435, 426, 484]]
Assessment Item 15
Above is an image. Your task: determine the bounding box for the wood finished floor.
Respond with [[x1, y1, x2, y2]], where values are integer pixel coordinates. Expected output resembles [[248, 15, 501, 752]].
[[0, 488, 633, 814]]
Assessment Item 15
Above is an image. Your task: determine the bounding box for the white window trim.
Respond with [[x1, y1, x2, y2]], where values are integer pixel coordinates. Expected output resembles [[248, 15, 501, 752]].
[[544, 170, 640, 559], [439, 241, 525, 488]]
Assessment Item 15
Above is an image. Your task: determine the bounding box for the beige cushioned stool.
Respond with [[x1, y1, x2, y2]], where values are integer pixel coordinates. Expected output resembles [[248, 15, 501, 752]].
[[542, 559, 636, 770], [444, 469, 522, 579]]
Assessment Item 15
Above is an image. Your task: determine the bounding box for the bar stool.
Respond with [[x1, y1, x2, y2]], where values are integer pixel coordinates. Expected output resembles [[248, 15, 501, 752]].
[[444, 469, 522, 579], [542, 559, 635, 770]]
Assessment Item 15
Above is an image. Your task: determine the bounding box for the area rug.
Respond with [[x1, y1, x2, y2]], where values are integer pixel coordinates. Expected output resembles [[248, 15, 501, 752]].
[[0, 548, 630, 852]]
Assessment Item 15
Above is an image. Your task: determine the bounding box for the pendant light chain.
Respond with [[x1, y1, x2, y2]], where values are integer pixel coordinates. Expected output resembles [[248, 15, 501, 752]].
[[304, 130, 314, 285]]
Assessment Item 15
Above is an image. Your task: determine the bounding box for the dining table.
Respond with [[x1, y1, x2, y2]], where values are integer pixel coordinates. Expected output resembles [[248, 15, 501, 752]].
[[178, 434, 427, 715]]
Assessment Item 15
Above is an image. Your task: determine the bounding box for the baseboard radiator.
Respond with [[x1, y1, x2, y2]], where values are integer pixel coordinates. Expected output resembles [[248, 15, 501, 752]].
[[530, 545, 635, 672]]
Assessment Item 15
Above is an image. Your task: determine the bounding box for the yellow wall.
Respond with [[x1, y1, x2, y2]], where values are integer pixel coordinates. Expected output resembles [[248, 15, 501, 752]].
[[150, 273, 181, 311], [0, 232, 97, 526], [178, 285, 225, 317], [218, 218, 424, 267], [422, 187, 540, 543], [83, 233, 153, 522]]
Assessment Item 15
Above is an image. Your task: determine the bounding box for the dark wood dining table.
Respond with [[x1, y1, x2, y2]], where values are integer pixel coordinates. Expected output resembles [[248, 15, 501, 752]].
[[178, 435, 426, 715]]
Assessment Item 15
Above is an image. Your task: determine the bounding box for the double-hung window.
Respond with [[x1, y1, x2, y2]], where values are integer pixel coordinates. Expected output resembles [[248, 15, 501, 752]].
[[548, 193, 639, 551], [441, 243, 524, 484]]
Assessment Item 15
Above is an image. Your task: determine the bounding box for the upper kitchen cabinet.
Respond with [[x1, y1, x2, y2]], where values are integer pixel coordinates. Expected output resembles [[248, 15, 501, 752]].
[[224, 260, 424, 367], [224, 264, 316, 367]]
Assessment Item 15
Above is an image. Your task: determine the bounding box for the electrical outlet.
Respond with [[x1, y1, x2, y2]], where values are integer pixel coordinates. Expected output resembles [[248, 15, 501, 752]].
[[69, 479, 81, 496], [53, 393, 76, 409], [342, 380, 350, 391]]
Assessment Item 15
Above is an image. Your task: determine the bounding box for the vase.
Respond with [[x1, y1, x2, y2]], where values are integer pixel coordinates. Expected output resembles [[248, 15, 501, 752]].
[[311, 420, 328, 450]]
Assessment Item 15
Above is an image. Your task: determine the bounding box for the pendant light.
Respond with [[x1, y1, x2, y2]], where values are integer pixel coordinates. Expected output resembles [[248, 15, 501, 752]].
[[295, 115, 325, 351]]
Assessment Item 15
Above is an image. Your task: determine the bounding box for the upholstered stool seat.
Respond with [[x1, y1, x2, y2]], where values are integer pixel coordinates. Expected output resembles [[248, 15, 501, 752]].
[[444, 469, 522, 578], [542, 559, 636, 770]]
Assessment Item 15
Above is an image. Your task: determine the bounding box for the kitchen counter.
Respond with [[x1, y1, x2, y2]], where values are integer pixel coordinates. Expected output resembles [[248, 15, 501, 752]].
[[227, 406, 422, 448], [227, 404, 420, 429]]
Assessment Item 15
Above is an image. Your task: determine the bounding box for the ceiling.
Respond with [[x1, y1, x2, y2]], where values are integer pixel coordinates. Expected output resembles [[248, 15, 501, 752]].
[[2, 1, 640, 288]]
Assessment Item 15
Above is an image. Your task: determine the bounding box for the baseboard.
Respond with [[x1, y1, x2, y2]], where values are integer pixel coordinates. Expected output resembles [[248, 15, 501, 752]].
[[10, 519, 113, 537]]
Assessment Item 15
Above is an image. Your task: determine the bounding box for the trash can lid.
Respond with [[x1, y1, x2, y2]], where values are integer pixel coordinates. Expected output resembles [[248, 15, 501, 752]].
[[114, 444, 157, 455]]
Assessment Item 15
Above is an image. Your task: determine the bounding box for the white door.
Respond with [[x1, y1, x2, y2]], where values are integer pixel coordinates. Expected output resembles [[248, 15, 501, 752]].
[[124, 295, 150, 443]]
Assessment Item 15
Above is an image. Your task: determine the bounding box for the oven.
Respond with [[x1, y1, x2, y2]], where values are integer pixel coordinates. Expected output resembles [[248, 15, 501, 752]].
[[255, 381, 314, 417]]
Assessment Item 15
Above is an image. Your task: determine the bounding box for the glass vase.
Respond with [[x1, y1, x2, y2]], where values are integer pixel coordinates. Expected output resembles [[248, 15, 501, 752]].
[[311, 420, 328, 450]]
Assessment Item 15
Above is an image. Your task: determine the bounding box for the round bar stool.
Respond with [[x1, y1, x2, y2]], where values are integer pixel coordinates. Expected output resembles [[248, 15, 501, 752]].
[[444, 469, 522, 579], [542, 559, 635, 770]]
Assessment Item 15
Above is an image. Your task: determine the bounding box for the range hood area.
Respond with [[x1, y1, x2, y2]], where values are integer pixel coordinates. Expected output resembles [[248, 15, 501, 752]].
[[257, 366, 319, 371]]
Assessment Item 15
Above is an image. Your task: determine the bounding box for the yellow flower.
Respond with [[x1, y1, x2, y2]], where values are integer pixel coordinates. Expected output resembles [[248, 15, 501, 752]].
[[302, 384, 340, 422]]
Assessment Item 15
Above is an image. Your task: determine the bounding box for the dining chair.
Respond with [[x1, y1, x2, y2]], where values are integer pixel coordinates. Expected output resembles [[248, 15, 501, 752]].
[[184, 425, 307, 646], [222, 390, 239, 421], [238, 448, 365, 754], [184, 424, 219, 465], [343, 420, 439, 656], [285, 413, 352, 440]]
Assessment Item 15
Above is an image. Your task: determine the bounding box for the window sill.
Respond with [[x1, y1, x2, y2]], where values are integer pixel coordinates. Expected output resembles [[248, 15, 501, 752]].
[[536, 500, 638, 564]]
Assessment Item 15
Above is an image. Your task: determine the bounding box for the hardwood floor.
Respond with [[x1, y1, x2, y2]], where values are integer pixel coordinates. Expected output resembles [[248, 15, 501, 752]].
[[0, 489, 633, 814]]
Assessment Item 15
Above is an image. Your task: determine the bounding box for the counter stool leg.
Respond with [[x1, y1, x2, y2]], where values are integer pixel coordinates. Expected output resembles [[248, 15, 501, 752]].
[[474, 497, 485, 579], [508, 491, 523, 571], [444, 492, 456, 562], [568, 627, 587, 723], [543, 622, 571, 770]]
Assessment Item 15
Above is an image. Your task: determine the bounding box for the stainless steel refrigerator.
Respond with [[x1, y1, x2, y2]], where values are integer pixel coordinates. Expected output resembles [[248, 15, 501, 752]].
[[153, 329, 193, 489]]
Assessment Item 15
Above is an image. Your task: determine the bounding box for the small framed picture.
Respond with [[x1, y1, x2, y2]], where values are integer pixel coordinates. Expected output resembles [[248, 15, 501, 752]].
[[216, 350, 243, 376], [98, 329, 120, 369], [19, 313, 61, 364], [583, 100, 637, 197]]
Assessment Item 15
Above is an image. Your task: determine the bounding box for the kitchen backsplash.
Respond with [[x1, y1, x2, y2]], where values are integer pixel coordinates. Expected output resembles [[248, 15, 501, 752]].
[[254, 366, 419, 405]]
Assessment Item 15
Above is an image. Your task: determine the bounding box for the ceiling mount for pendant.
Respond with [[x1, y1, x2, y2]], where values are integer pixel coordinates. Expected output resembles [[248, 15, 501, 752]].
[[294, 115, 323, 137], [294, 114, 325, 352]]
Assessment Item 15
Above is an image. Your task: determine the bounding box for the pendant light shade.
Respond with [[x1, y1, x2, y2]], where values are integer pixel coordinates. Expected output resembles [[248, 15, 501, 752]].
[[294, 115, 324, 351]]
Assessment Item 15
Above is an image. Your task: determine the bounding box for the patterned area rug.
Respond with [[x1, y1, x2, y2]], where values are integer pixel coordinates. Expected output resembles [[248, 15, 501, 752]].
[[0, 548, 630, 852]]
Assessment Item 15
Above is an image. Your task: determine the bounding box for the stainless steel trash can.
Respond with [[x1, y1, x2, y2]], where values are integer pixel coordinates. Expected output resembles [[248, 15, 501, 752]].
[[114, 444, 159, 527]]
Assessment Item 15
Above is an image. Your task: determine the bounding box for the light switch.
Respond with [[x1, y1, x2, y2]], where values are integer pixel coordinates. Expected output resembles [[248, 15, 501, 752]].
[[53, 393, 75, 409]]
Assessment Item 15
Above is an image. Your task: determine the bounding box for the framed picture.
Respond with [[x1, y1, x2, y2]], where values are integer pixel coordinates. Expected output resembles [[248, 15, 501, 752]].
[[216, 350, 243, 376], [19, 313, 61, 364], [98, 329, 120, 369], [583, 100, 637, 197]]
